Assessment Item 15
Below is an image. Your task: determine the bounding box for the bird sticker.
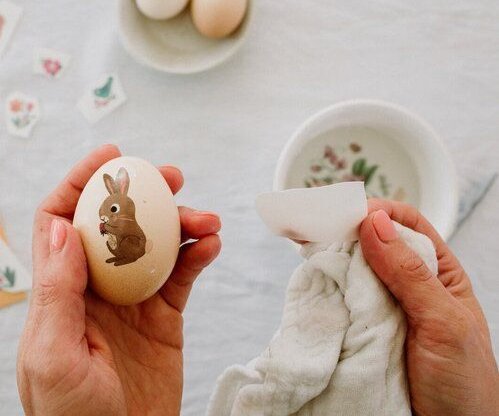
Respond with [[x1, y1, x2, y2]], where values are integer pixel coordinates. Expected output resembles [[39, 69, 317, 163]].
[[77, 73, 127, 124], [94, 76, 115, 107]]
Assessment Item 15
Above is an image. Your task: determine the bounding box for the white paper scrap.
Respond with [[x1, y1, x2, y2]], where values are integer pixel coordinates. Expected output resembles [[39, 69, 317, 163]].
[[77, 73, 127, 124], [256, 181, 368, 243], [0, 1, 22, 59], [5, 91, 41, 138]]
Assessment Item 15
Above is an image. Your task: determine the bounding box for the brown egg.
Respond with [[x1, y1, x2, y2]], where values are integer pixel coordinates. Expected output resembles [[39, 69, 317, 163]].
[[191, 0, 248, 39], [73, 157, 180, 305]]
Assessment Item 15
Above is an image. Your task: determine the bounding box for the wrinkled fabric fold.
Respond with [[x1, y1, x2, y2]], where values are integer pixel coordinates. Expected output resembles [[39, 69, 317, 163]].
[[207, 223, 438, 416]]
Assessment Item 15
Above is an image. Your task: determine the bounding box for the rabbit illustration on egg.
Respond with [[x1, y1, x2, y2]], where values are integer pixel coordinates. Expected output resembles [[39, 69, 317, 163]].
[[99, 167, 149, 266], [74, 156, 180, 305]]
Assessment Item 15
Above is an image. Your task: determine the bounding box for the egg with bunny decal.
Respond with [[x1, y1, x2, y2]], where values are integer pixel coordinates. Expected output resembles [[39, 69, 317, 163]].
[[73, 156, 180, 305]]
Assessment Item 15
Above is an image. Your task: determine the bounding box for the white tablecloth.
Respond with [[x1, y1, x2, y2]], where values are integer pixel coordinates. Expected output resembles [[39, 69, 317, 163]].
[[0, 1, 498, 414]]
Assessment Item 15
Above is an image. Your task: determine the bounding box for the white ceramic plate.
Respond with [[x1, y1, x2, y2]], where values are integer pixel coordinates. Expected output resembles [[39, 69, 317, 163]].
[[274, 100, 459, 241], [117, 0, 252, 74]]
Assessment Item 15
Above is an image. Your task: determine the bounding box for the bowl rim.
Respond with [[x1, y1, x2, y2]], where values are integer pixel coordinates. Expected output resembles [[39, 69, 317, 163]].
[[273, 99, 459, 241], [117, 0, 253, 75]]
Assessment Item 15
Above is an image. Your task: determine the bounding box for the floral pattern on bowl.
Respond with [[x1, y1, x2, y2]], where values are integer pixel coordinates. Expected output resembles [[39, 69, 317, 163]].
[[304, 142, 407, 202]]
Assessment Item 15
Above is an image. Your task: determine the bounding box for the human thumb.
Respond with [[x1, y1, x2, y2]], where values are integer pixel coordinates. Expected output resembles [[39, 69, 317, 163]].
[[359, 210, 451, 322], [30, 219, 88, 349]]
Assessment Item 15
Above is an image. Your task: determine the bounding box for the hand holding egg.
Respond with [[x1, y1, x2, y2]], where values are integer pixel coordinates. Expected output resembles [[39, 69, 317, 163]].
[[18, 145, 221, 415], [74, 156, 181, 305]]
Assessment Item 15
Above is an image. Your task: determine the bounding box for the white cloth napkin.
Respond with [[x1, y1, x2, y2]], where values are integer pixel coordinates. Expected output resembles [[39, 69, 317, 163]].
[[207, 223, 438, 415]]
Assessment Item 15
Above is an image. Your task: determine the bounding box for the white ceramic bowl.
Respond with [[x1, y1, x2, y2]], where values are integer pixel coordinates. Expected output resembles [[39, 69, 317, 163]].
[[118, 0, 252, 74], [274, 100, 459, 241]]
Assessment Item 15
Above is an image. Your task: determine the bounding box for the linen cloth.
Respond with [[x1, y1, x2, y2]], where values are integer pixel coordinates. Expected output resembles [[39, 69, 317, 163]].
[[207, 224, 437, 415], [0, 1, 498, 415]]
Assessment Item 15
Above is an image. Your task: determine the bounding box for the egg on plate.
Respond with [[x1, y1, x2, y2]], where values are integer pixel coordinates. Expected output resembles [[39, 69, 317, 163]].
[[136, 0, 189, 20], [191, 0, 248, 38]]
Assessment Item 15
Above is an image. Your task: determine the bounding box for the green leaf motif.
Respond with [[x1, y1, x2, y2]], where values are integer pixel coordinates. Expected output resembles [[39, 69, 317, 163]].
[[94, 77, 114, 99], [2, 266, 16, 288], [364, 165, 378, 185], [352, 158, 366, 176], [378, 174, 391, 197]]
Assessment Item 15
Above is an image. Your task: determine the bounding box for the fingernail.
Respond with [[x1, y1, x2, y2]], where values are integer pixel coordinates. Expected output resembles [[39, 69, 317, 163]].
[[50, 219, 67, 253], [196, 211, 219, 218], [373, 210, 398, 242], [160, 165, 181, 173]]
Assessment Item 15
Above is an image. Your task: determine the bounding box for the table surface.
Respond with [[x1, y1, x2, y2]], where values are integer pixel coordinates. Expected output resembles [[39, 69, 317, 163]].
[[1, 1, 498, 414]]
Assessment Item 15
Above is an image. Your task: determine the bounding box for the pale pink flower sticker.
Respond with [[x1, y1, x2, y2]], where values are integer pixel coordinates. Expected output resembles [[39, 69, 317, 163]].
[[33, 48, 71, 79], [5, 92, 41, 138]]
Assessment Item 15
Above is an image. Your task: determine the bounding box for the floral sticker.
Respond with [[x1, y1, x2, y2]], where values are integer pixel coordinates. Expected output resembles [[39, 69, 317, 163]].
[[304, 142, 407, 201], [33, 48, 71, 79], [0, 238, 31, 293], [0, 1, 22, 59], [5, 92, 41, 138], [77, 73, 127, 124]]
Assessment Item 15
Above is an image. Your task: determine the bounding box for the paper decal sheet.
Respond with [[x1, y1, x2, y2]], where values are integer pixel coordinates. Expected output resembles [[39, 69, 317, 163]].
[[256, 181, 368, 243]]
